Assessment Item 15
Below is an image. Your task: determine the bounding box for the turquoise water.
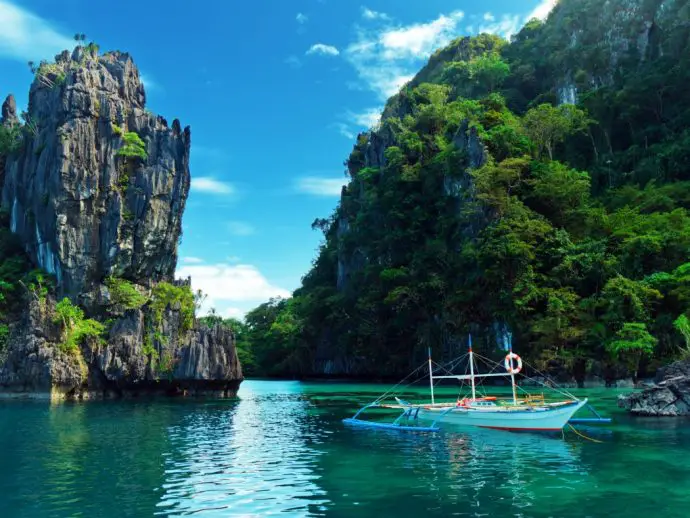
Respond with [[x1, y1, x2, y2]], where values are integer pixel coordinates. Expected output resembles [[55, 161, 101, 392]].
[[1, 381, 689, 517]]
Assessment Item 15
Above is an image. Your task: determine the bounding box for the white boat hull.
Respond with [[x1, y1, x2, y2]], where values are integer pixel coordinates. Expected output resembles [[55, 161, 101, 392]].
[[414, 399, 588, 431]]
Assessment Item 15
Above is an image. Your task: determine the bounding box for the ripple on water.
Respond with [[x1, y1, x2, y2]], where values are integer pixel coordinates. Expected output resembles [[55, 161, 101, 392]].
[[156, 391, 330, 516], [2, 382, 690, 517]]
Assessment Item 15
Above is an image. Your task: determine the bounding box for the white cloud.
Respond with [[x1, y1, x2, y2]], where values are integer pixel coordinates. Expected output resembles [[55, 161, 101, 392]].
[[483, 12, 495, 22], [177, 263, 291, 319], [296, 12, 308, 24], [379, 11, 464, 59], [181, 256, 204, 264], [221, 307, 247, 320], [362, 7, 389, 21], [0, 0, 74, 62], [333, 107, 381, 139], [332, 122, 355, 139], [295, 177, 348, 196], [227, 221, 255, 236], [348, 107, 382, 128], [284, 55, 302, 69], [345, 11, 463, 99], [527, 0, 558, 21], [191, 177, 235, 194], [306, 43, 340, 56], [478, 14, 522, 39]]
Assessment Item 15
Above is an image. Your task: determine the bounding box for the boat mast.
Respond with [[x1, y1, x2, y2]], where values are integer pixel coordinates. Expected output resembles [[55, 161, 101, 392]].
[[428, 347, 435, 404], [468, 334, 476, 401], [509, 339, 517, 405]]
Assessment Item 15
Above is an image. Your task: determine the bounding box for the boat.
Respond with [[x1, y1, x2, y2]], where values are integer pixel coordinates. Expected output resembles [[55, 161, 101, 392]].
[[344, 336, 610, 433]]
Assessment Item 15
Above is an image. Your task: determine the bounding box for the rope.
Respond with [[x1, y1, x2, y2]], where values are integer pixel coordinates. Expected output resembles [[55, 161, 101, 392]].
[[372, 362, 429, 404], [567, 424, 604, 443]]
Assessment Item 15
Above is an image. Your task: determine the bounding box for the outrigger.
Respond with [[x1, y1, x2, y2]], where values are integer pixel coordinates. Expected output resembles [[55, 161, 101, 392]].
[[344, 336, 611, 433]]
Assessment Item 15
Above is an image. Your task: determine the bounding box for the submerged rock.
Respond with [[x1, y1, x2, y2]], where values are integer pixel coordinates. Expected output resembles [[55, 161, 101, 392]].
[[617, 360, 690, 416]]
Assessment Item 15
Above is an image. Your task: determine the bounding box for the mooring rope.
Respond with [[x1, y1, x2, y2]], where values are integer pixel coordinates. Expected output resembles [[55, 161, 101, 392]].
[[567, 424, 604, 443]]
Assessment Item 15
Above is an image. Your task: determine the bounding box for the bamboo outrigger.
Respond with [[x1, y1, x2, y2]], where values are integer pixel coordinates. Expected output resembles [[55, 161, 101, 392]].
[[344, 336, 611, 433]]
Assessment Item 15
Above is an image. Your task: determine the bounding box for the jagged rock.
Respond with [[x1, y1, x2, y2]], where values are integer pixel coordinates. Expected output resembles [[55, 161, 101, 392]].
[[0, 47, 242, 399], [0, 293, 242, 399], [0, 297, 83, 395], [2, 50, 188, 300], [618, 360, 690, 416], [1, 95, 17, 126]]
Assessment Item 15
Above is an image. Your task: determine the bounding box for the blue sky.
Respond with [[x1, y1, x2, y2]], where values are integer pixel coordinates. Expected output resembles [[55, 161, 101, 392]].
[[0, 0, 555, 319]]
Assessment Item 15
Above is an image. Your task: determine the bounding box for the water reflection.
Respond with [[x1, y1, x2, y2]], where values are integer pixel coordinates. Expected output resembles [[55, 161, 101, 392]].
[[319, 420, 586, 517], [157, 382, 331, 516], [0, 401, 173, 517], [2, 383, 690, 518]]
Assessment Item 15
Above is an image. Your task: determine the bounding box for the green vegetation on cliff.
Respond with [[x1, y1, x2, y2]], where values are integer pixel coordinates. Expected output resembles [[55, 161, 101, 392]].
[[244, 0, 690, 380], [53, 298, 105, 353], [0, 210, 53, 350]]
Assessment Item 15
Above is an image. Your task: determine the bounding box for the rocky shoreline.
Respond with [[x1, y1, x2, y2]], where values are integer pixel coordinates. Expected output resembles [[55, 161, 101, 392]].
[[618, 360, 690, 416]]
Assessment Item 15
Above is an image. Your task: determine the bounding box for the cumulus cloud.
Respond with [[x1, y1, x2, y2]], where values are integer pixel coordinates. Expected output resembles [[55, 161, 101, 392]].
[[0, 0, 74, 62], [190, 177, 235, 194], [344, 11, 463, 98], [306, 43, 340, 56], [478, 14, 522, 39], [483, 12, 495, 22], [362, 7, 389, 21], [295, 177, 348, 196], [296, 12, 308, 24], [221, 307, 247, 320], [227, 221, 255, 236], [180, 256, 204, 264], [527, 0, 558, 21], [177, 262, 291, 319]]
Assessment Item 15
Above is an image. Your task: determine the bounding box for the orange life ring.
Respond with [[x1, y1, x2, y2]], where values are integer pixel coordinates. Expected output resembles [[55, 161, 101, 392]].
[[504, 352, 523, 374]]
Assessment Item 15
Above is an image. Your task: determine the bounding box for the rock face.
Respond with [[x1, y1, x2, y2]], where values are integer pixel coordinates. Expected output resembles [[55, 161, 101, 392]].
[[2, 48, 188, 300], [0, 46, 242, 399], [617, 360, 690, 416]]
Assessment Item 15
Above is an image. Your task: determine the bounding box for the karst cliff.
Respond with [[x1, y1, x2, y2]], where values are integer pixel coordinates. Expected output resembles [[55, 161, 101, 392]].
[[0, 45, 242, 398]]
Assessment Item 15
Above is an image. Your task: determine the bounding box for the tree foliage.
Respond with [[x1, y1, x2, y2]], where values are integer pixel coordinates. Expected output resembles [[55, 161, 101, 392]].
[[106, 277, 148, 310], [53, 298, 105, 353], [117, 131, 147, 160], [240, 11, 690, 379]]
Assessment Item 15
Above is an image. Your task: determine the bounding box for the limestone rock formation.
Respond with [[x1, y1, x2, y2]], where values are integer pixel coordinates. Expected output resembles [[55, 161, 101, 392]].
[[0, 46, 242, 398], [617, 360, 690, 416], [2, 48, 188, 300]]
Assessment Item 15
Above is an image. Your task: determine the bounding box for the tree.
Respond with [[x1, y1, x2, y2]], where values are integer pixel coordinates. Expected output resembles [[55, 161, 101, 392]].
[[117, 131, 148, 160], [606, 323, 657, 381], [523, 104, 589, 160], [673, 314, 690, 359], [470, 55, 510, 93]]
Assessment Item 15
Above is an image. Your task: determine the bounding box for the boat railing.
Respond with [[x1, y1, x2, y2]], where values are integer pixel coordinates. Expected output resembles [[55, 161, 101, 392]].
[[523, 393, 546, 406]]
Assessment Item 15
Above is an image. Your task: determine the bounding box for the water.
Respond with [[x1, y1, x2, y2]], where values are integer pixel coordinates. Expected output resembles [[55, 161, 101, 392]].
[[0, 381, 689, 517]]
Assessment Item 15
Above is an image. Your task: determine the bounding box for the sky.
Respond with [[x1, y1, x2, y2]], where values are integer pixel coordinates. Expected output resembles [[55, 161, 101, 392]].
[[0, 0, 556, 319]]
